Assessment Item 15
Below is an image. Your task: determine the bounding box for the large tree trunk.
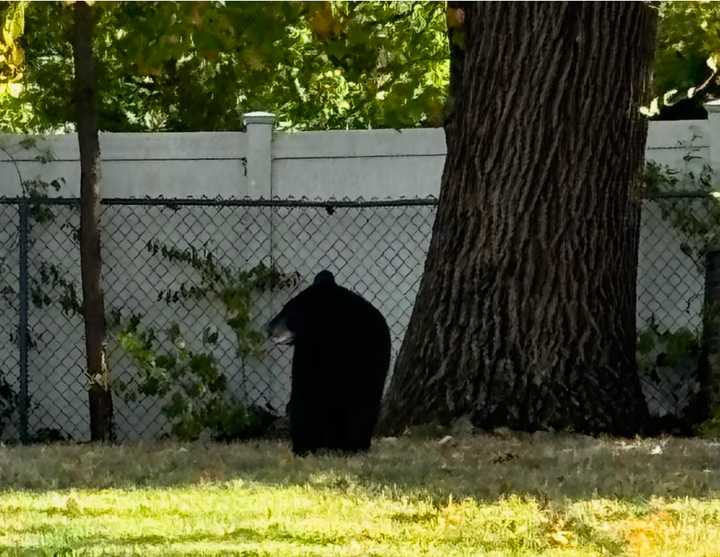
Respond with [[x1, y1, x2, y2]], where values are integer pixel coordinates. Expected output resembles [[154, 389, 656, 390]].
[[72, 1, 114, 441], [382, 2, 656, 436]]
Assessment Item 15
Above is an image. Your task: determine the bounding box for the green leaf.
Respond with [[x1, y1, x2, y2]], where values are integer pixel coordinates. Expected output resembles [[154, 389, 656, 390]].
[[637, 329, 656, 355]]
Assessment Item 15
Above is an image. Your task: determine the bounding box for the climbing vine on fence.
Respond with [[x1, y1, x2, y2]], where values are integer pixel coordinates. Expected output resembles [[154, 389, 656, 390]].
[[113, 248, 300, 441], [644, 155, 717, 267]]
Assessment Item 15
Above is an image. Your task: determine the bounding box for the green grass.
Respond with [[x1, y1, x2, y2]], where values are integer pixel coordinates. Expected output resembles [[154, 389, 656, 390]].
[[1, 433, 719, 556]]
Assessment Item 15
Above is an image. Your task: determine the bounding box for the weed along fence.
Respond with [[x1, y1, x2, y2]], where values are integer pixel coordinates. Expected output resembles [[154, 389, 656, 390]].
[[1, 111, 719, 441]]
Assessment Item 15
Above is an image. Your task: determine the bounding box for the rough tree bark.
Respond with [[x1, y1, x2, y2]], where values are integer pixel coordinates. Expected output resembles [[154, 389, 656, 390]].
[[382, 2, 657, 436], [72, 1, 114, 441]]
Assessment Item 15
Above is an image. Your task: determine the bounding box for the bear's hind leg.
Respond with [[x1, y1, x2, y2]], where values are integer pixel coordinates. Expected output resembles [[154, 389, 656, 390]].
[[290, 401, 325, 456]]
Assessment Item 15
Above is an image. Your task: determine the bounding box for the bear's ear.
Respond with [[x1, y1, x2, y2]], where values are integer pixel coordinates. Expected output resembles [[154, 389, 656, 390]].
[[313, 270, 335, 285]]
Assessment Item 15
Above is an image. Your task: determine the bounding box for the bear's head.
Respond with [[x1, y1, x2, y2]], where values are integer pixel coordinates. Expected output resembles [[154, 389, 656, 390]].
[[265, 270, 337, 345]]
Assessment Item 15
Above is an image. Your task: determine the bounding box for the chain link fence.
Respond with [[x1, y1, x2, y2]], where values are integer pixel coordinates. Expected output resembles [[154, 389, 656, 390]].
[[637, 193, 717, 427], [0, 194, 715, 441], [0, 197, 437, 441]]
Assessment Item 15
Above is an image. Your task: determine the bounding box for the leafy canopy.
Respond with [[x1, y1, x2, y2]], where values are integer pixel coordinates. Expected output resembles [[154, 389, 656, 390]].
[[1, 1, 449, 132], [646, 2, 720, 117], [5, 1, 720, 130]]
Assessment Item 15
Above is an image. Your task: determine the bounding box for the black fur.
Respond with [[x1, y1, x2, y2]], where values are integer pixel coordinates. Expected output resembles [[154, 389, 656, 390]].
[[266, 271, 391, 455]]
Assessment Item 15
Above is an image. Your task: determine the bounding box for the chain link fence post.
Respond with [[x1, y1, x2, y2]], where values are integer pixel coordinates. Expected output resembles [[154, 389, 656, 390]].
[[17, 198, 30, 443], [701, 247, 720, 423]]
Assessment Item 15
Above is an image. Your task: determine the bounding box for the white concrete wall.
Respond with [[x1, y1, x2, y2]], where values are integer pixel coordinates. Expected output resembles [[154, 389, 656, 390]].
[[271, 128, 445, 199], [0, 132, 249, 198], [0, 114, 715, 440], [0, 117, 708, 200]]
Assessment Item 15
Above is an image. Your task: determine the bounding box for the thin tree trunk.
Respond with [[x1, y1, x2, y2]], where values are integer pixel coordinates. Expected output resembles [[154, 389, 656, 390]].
[[72, 1, 113, 441], [382, 2, 657, 435]]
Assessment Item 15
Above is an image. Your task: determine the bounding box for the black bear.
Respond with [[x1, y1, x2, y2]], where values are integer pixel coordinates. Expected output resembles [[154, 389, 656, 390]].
[[266, 270, 391, 455]]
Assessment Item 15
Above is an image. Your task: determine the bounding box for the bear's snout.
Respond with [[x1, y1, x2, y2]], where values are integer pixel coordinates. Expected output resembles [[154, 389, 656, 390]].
[[265, 316, 295, 345]]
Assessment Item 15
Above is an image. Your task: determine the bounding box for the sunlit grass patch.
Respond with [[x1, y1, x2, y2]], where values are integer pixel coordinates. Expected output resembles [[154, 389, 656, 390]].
[[0, 486, 546, 556], [0, 433, 719, 556]]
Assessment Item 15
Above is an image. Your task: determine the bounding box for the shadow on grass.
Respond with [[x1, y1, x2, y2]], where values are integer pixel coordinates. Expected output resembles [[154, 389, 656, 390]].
[[0, 525, 616, 556], [0, 515, 630, 556], [0, 525, 342, 547], [0, 432, 718, 503]]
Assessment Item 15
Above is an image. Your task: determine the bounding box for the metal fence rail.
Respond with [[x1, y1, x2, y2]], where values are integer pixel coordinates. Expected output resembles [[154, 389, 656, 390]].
[[0, 194, 714, 441]]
